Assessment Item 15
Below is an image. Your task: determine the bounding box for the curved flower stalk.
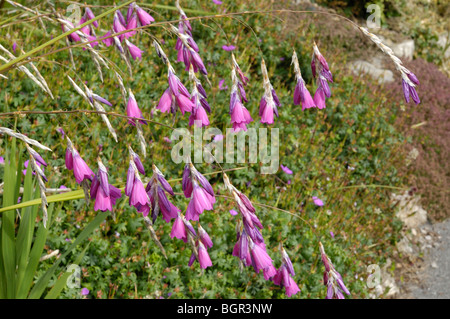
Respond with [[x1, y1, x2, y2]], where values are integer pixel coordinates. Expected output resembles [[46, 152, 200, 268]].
[[291, 50, 315, 110], [311, 42, 333, 109], [154, 41, 194, 118], [125, 146, 150, 218], [0, 127, 52, 227], [272, 245, 300, 297], [259, 59, 280, 124], [58, 17, 109, 81], [231, 53, 249, 100], [145, 164, 180, 224], [319, 242, 351, 299], [171, 25, 206, 76], [67, 76, 118, 142], [182, 163, 216, 221], [25, 143, 49, 227], [359, 27, 420, 105], [230, 62, 253, 133], [65, 136, 95, 205], [170, 212, 212, 269], [0, 127, 52, 152], [223, 173, 275, 279], [188, 65, 211, 127], [0, 45, 53, 98], [91, 157, 122, 213]]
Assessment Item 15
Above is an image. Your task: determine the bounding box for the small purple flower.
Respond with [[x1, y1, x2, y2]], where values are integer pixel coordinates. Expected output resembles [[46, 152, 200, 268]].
[[312, 196, 324, 206], [212, 0, 223, 4], [163, 137, 172, 143], [218, 79, 228, 90], [0, 156, 4, 164], [229, 209, 238, 216], [12, 42, 17, 54], [330, 231, 334, 238], [222, 45, 236, 51], [213, 134, 224, 141], [81, 288, 89, 295], [280, 164, 293, 175], [22, 159, 41, 176], [56, 127, 65, 139], [59, 185, 67, 189], [17, 196, 21, 203]]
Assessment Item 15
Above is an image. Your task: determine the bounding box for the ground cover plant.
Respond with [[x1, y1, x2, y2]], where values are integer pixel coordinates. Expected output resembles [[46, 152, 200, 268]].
[[0, 0, 422, 299]]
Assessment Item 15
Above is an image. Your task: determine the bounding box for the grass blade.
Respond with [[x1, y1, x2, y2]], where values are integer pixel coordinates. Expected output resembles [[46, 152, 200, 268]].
[[1, 138, 18, 298], [44, 243, 90, 299], [28, 211, 109, 299]]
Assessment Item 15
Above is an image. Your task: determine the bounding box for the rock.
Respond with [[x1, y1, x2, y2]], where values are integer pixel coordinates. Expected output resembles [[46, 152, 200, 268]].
[[350, 60, 394, 84], [391, 192, 428, 229], [397, 237, 414, 255], [437, 32, 450, 59], [379, 36, 415, 60], [431, 262, 438, 269]]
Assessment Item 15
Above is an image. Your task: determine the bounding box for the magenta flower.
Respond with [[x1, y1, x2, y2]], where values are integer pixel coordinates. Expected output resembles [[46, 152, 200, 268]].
[[198, 242, 213, 269], [259, 59, 280, 124], [125, 39, 143, 60], [313, 84, 326, 110], [12, 42, 17, 54], [402, 78, 420, 105], [101, 31, 114, 47], [113, 12, 127, 41], [311, 43, 333, 109], [91, 160, 122, 212], [280, 164, 293, 175], [272, 246, 300, 297], [65, 146, 94, 184], [157, 69, 193, 116], [320, 242, 350, 299], [293, 79, 315, 110], [222, 45, 236, 51], [127, 90, 147, 126], [136, 5, 155, 26], [84, 7, 98, 28], [213, 0, 223, 4], [170, 212, 187, 240], [189, 78, 210, 128], [230, 94, 253, 132], [0, 156, 4, 165], [198, 224, 213, 249], [182, 163, 215, 221], [249, 239, 273, 273], [125, 14, 138, 39], [130, 178, 149, 208], [145, 164, 180, 223], [312, 196, 324, 206], [81, 288, 90, 296]]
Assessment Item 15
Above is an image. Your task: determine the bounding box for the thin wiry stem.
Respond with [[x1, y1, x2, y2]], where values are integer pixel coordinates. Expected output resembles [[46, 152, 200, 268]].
[[0, 109, 173, 130]]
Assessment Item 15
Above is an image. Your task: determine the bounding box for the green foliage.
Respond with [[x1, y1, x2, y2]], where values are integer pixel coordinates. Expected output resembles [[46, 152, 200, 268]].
[[0, 0, 408, 299]]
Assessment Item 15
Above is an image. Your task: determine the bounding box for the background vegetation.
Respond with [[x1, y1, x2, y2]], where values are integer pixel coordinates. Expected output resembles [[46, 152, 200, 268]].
[[1, 0, 447, 299]]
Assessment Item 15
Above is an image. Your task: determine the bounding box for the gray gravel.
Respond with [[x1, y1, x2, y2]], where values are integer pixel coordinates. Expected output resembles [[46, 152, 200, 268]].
[[408, 220, 450, 299]]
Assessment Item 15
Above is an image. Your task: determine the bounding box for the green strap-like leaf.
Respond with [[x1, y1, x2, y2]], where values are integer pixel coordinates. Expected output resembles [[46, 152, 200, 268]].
[[44, 243, 90, 299], [1, 138, 18, 298], [28, 211, 109, 299]]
